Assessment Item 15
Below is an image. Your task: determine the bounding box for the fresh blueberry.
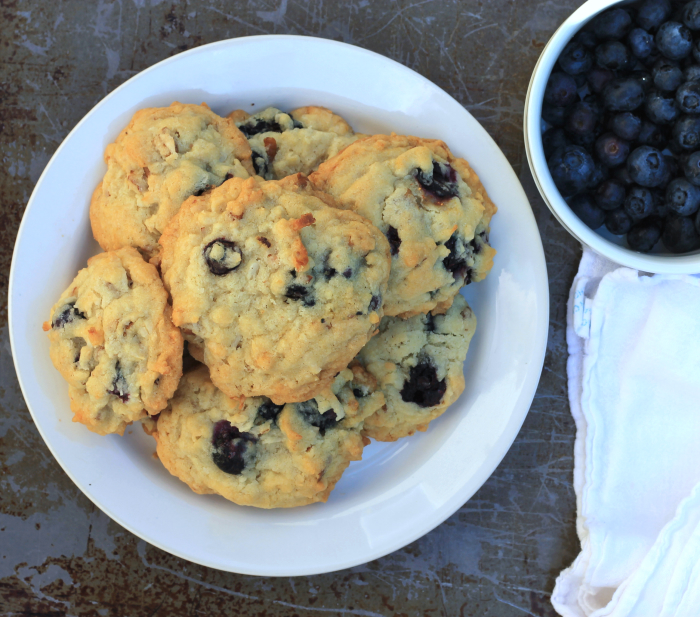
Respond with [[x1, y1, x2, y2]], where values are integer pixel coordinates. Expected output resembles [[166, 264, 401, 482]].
[[627, 145, 668, 186], [211, 420, 257, 475], [676, 81, 700, 113], [662, 215, 700, 252], [255, 399, 285, 425], [386, 226, 401, 256], [644, 90, 679, 124], [665, 177, 700, 215], [605, 208, 633, 234], [285, 284, 315, 307], [592, 8, 632, 40], [603, 77, 646, 111], [595, 41, 632, 72], [695, 208, 700, 235], [693, 39, 700, 64], [672, 115, 700, 150], [587, 66, 615, 93], [542, 102, 572, 127], [544, 72, 578, 108], [548, 145, 595, 196], [595, 133, 630, 168], [588, 159, 609, 189], [296, 399, 337, 435], [656, 22, 692, 60], [565, 101, 600, 145], [559, 41, 594, 75], [628, 27, 655, 58], [203, 238, 242, 275], [624, 185, 655, 219], [637, 120, 668, 147], [627, 219, 663, 251], [632, 70, 654, 91], [636, 0, 671, 32], [610, 112, 642, 140], [683, 151, 700, 185], [685, 65, 700, 82], [415, 161, 459, 199], [613, 165, 636, 187], [575, 29, 598, 49], [400, 360, 447, 408], [651, 57, 683, 91], [542, 127, 571, 159], [107, 361, 129, 403], [443, 233, 472, 284], [595, 179, 626, 211], [51, 302, 86, 329], [683, 0, 700, 30], [570, 194, 606, 229], [657, 155, 677, 189]]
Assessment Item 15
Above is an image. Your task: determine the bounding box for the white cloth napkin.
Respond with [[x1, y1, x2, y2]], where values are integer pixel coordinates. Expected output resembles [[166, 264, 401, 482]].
[[551, 248, 700, 617]]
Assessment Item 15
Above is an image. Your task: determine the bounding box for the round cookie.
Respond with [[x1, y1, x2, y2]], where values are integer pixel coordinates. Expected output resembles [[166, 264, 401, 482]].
[[43, 247, 183, 435], [229, 106, 360, 180], [154, 365, 385, 508], [354, 293, 476, 441], [159, 173, 391, 404], [310, 134, 497, 318], [90, 102, 254, 262]]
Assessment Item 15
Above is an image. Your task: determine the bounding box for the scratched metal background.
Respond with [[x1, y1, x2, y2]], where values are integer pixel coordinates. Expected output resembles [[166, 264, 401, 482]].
[[0, 1, 586, 615]]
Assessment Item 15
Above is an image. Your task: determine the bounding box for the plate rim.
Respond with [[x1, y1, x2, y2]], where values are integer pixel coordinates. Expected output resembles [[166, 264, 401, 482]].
[[8, 34, 550, 576]]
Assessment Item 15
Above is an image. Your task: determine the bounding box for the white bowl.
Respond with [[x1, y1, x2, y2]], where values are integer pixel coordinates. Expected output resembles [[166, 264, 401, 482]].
[[524, 0, 700, 273]]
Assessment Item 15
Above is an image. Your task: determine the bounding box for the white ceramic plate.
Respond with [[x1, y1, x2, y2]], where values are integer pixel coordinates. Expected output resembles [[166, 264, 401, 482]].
[[9, 35, 549, 576]]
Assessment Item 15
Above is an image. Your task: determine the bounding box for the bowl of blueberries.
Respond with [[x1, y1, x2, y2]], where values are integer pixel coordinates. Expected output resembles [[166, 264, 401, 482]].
[[525, 0, 700, 272]]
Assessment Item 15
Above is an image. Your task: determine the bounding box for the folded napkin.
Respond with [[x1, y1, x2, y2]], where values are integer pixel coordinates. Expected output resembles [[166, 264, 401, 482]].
[[551, 248, 700, 617]]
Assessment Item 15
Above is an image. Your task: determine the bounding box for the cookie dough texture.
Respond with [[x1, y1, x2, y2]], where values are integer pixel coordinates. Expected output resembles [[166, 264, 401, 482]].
[[154, 366, 385, 508], [229, 106, 360, 180], [159, 173, 391, 404], [311, 134, 497, 318], [90, 102, 254, 261], [43, 247, 183, 435], [356, 293, 476, 441]]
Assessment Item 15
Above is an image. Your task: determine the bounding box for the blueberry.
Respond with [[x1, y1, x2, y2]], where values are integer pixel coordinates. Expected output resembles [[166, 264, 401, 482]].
[[251, 150, 268, 177], [632, 70, 654, 92], [570, 194, 605, 229], [656, 22, 692, 60], [542, 127, 570, 159], [574, 29, 598, 49], [683, 0, 700, 30], [587, 66, 615, 94], [672, 115, 700, 150], [587, 159, 609, 189], [559, 41, 593, 75], [651, 58, 683, 91], [636, 0, 671, 32], [644, 90, 679, 124], [610, 112, 642, 140], [285, 284, 315, 307], [665, 177, 700, 215], [400, 360, 447, 408], [203, 238, 242, 275], [683, 151, 700, 185], [662, 215, 700, 252], [211, 420, 257, 475], [352, 385, 370, 398], [548, 145, 595, 196], [685, 65, 700, 82], [628, 27, 655, 58], [695, 208, 700, 235], [368, 294, 381, 312], [627, 145, 668, 186], [237, 117, 285, 138], [676, 81, 700, 114], [415, 161, 459, 199], [51, 302, 86, 329], [624, 185, 655, 219], [565, 101, 599, 145], [637, 120, 668, 147], [295, 399, 337, 435], [595, 41, 632, 72], [542, 102, 572, 127], [603, 77, 645, 111], [544, 72, 579, 108], [592, 8, 632, 40], [613, 165, 636, 187], [255, 399, 285, 425], [386, 226, 401, 256], [595, 179, 626, 211], [316, 249, 336, 281], [443, 233, 472, 283], [605, 208, 633, 234], [107, 361, 129, 403], [693, 39, 700, 65], [595, 133, 630, 168], [627, 219, 663, 251]]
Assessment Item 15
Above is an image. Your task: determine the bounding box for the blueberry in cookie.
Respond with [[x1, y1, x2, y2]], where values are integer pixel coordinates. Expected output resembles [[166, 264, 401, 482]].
[[310, 134, 496, 317], [90, 102, 254, 262], [159, 173, 391, 404], [43, 247, 183, 435]]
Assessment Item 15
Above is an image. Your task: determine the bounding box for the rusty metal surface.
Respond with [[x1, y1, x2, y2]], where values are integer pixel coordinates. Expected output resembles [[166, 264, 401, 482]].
[[0, 1, 586, 615]]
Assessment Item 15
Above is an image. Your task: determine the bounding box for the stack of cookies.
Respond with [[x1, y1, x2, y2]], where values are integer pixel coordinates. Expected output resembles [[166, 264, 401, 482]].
[[43, 102, 497, 508]]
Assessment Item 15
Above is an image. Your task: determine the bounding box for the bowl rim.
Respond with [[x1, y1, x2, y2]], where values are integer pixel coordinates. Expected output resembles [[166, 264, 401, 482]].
[[524, 0, 700, 273]]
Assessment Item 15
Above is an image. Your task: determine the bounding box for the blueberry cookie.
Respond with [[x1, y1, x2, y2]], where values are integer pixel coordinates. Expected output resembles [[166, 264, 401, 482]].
[[154, 365, 384, 508], [90, 102, 254, 262], [229, 106, 360, 180], [311, 134, 497, 317], [355, 293, 476, 441], [43, 248, 183, 435], [159, 173, 391, 404]]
